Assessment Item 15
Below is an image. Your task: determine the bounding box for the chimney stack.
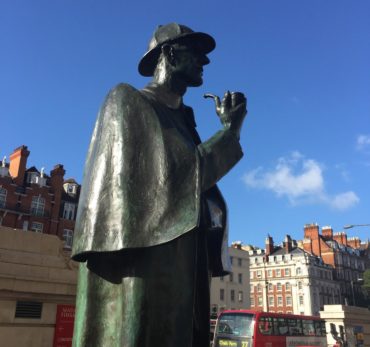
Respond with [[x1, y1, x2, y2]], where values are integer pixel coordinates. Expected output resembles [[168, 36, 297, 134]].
[[284, 235, 293, 253], [322, 226, 333, 240], [265, 235, 274, 256], [303, 223, 321, 257], [9, 145, 30, 185], [334, 232, 348, 246]]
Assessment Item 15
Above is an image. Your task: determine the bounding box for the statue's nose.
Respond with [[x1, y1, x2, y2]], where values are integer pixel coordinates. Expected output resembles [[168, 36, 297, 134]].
[[199, 54, 210, 66]]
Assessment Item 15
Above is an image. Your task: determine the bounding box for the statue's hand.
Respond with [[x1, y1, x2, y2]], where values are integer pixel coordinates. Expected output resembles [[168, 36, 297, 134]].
[[204, 91, 247, 139]]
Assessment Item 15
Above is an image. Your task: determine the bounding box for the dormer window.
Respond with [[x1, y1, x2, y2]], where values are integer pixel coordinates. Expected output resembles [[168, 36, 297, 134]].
[[64, 182, 78, 195], [27, 172, 39, 184]]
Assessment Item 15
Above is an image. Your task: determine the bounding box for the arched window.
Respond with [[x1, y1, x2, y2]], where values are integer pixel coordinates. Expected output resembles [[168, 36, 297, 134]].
[[285, 282, 291, 291], [0, 187, 7, 208]]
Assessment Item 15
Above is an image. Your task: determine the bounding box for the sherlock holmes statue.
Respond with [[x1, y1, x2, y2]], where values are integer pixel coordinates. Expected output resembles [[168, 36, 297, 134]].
[[71, 23, 247, 347]]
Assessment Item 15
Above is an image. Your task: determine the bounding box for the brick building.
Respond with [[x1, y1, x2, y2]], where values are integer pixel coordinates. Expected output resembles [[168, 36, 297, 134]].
[[249, 235, 339, 316], [302, 224, 367, 306], [0, 145, 80, 249]]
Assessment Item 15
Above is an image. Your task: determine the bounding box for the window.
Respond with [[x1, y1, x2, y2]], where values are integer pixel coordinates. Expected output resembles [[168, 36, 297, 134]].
[[257, 270, 262, 278], [296, 267, 302, 275], [299, 296, 304, 305], [31, 222, 43, 233], [286, 296, 292, 306], [287, 318, 303, 335], [229, 273, 233, 282], [250, 297, 255, 306], [268, 283, 273, 291], [298, 281, 303, 290], [31, 195, 45, 216], [220, 289, 224, 301], [267, 269, 272, 277], [276, 269, 281, 277], [238, 273, 242, 284], [269, 296, 274, 306], [238, 258, 242, 266], [257, 297, 263, 306], [277, 283, 282, 291], [63, 202, 76, 220], [230, 290, 235, 302], [27, 172, 38, 184], [22, 220, 28, 231], [285, 268, 290, 276], [258, 317, 274, 335], [63, 229, 74, 248], [0, 187, 7, 208], [257, 284, 262, 292], [66, 184, 77, 195], [302, 320, 315, 336], [277, 296, 283, 306], [238, 291, 243, 302], [285, 282, 291, 291]]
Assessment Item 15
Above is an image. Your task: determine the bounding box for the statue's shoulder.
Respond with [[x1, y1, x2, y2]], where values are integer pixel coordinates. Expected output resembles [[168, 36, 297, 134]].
[[106, 83, 142, 101]]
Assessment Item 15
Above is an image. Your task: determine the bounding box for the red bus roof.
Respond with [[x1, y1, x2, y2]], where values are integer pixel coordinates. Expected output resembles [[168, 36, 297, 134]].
[[218, 309, 321, 321]]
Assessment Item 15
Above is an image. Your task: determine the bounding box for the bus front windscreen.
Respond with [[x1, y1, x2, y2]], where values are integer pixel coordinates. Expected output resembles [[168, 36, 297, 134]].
[[217, 313, 255, 338]]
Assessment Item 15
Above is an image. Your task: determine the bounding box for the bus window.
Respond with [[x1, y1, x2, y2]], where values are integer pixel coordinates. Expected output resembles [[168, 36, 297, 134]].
[[277, 318, 288, 335], [287, 318, 303, 336], [320, 321, 326, 337], [258, 317, 273, 335], [217, 313, 254, 337], [302, 319, 315, 336]]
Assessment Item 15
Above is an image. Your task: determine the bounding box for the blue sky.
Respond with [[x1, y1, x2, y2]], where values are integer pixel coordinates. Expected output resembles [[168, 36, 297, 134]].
[[1, 0, 369, 247]]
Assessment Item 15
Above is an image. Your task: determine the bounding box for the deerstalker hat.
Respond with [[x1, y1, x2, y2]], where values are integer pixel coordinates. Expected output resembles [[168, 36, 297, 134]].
[[138, 23, 216, 77]]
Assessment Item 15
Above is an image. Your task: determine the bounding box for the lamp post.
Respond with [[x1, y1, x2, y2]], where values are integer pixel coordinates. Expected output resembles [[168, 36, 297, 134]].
[[343, 224, 370, 229]]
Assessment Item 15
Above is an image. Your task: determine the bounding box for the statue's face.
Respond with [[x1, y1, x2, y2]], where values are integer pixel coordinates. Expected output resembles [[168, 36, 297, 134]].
[[171, 43, 210, 87]]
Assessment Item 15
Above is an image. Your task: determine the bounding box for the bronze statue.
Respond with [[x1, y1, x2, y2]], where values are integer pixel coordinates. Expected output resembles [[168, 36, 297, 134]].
[[71, 23, 247, 347]]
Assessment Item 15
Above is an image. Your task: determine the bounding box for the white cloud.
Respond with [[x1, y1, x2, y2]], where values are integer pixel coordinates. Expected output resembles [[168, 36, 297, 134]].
[[356, 134, 370, 151], [243, 152, 359, 210]]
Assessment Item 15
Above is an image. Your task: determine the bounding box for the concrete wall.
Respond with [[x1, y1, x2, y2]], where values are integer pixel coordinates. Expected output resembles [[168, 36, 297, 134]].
[[320, 304, 370, 347], [0, 226, 77, 347]]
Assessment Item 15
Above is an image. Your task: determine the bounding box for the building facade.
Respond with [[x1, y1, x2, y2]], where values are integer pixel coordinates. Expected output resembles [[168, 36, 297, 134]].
[[249, 235, 340, 316], [0, 145, 80, 249], [0, 225, 77, 347], [210, 243, 250, 315], [302, 224, 367, 306]]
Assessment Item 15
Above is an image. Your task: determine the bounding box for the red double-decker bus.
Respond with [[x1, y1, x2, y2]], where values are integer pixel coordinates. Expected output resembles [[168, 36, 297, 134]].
[[212, 310, 327, 347]]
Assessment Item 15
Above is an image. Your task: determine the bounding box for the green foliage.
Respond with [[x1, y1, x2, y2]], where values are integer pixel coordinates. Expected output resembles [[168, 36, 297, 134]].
[[363, 269, 370, 289]]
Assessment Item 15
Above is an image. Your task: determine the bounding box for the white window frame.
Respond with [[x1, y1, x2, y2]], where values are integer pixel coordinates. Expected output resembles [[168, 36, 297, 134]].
[[276, 269, 281, 277], [286, 296, 292, 306], [63, 229, 74, 248], [299, 295, 304, 305], [269, 296, 274, 306], [285, 268, 290, 276], [63, 202, 76, 220], [31, 195, 45, 216], [31, 222, 43, 233], [277, 296, 283, 306]]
